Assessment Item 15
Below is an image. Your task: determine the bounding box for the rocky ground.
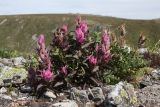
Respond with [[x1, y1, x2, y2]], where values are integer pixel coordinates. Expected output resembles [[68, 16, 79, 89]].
[[0, 57, 160, 107]]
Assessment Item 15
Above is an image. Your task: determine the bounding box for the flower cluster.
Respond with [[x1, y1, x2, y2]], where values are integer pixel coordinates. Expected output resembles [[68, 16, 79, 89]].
[[52, 25, 69, 49], [96, 30, 111, 63], [75, 16, 88, 44], [29, 16, 112, 88], [37, 34, 53, 81], [27, 15, 147, 89]]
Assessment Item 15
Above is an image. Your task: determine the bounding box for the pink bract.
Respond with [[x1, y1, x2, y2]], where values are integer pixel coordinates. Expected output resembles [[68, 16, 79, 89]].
[[80, 21, 88, 34], [60, 65, 68, 76], [41, 69, 53, 81], [38, 34, 45, 46], [102, 31, 110, 46], [103, 52, 111, 63], [88, 55, 97, 66], [61, 25, 68, 34], [75, 28, 85, 44]]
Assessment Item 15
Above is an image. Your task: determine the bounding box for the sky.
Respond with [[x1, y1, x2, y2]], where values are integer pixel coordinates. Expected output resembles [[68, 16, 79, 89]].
[[0, 0, 159, 19]]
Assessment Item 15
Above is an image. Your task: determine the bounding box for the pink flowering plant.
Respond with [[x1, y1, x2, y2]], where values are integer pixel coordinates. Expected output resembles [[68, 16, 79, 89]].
[[27, 16, 146, 92]]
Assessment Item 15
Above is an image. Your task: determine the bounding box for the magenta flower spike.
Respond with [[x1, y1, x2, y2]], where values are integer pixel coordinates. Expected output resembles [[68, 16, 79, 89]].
[[102, 30, 110, 46], [75, 28, 85, 44], [103, 51, 111, 63], [80, 21, 88, 34], [38, 34, 45, 47]]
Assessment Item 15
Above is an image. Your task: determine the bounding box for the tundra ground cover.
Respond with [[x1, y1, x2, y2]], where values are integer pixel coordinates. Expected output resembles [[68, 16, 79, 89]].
[[24, 16, 149, 94]]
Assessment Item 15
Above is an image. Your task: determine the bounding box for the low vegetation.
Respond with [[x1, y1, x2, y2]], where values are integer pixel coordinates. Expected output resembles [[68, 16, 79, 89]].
[[23, 16, 152, 94]]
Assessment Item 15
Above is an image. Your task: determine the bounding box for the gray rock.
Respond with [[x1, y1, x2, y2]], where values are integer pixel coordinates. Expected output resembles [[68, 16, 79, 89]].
[[20, 85, 32, 93], [102, 85, 114, 97], [0, 63, 4, 67], [140, 69, 160, 87], [0, 87, 7, 94], [12, 57, 26, 66], [91, 87, 105, 104], [12, 75, 23, 85], [44, 90, 56, 99], [0, 95, 12, 107], [137, 85, 160, 107], [0, 94, 12, 100], [3, 78, 12, 86], [51, 100, 78, 107], [10, 91, 18, 97], [0, 58, 13, 66], [71, 87, 88, 103], [104, 82, 138, 107], [84, 102, 95, 107]]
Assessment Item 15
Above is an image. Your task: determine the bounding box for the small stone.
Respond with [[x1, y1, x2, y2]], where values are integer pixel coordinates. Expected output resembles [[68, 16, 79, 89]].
[[20, 85, 32, 93], [85, 102, 95, 107], [51, 100, 78, 107], [71, 87, 88, 102], [8, 102, 19, 107], [3, 78, 12, 86], [91, 87, 105, 101], [12, 75, 23, 85], [0, 87, 7, 94], [0, 94, 12, 100], [3, 78, 12, 83], [10, 91, 18, 97], [12, 57, 26, 66], [1, 58, 13, 66], [44, 91, 56, 99], [0, 63, 4, 67]]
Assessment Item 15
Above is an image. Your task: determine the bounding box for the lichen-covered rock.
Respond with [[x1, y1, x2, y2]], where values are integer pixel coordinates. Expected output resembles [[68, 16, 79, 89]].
[[104, 82, 137, 107], [137, 85, 160, 107], [91, 87, 105, 105], [0, 58, 13, 66], [12, 57, 26, 66], [70, 87, 89, 103], [0, 57, 26, 67], [0, 67, 27, 86]]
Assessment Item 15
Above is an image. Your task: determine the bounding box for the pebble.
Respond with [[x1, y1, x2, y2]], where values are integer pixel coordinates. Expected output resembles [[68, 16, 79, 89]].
[[0, 94, 12, 100], [44, 91, 56, 99], [0, 87, 7, 94], [20, 85, 32, 93]]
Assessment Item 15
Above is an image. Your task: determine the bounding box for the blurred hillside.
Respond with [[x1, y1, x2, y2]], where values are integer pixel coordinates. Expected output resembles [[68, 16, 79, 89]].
[[0, 14, 159, 53]]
